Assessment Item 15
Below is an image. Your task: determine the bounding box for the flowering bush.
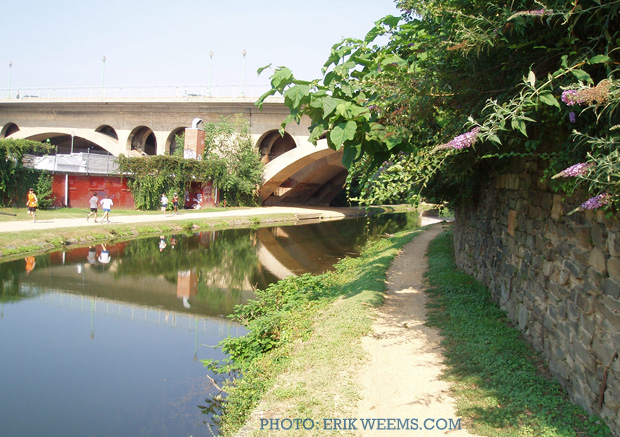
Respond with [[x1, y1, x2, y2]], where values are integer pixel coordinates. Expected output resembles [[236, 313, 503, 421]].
[[257, 0, 619, 215]]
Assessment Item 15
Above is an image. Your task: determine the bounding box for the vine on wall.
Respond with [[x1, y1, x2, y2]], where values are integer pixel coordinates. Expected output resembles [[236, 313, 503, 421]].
[[117, 115, 263, 209]]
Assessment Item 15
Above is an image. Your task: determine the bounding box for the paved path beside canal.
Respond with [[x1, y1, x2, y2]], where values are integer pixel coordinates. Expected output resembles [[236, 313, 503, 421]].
[[0, 206, 371, 234]]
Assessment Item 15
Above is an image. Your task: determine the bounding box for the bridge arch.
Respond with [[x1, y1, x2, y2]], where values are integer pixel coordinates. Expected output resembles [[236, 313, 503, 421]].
[[95, 125, 118, 140], [166, 127, 185, 155], [128, 126, 157, 156], [1, 122, 20, 138], [260, 142, 347, 206], [4, 127, 119, 155], [256, 130, 296, 163]]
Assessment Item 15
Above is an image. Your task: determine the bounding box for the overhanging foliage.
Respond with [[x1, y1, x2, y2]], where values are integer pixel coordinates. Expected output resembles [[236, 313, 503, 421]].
[[257, 0, 620, 213]]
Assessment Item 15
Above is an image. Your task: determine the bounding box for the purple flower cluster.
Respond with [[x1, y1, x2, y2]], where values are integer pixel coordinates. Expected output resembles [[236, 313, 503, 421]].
[[569, 111, 576, 123], [561, 90, 583, 106], [561, 81, 611, 107], [579, 193, 609, 211], [445, 127, 481, 150], [553, 162, 593, 179]]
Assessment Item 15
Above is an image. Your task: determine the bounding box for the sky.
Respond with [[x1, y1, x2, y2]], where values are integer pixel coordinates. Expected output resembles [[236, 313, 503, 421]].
[[3, 0, 402, 95]]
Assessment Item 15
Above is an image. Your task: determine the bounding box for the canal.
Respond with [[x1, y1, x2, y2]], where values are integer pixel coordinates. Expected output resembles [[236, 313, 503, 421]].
[[0, 212, 420, 436]]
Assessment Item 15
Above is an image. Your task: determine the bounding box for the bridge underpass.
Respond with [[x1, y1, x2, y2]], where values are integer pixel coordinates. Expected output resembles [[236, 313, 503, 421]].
[[0, 97, 349, 206]]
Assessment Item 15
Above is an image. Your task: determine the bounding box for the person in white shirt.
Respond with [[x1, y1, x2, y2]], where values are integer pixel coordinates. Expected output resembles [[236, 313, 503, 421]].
[[161, 193, 168, 216], [87, 192, 99, 222], [97, 244, 111, 263], [100, 194, 113, 223]]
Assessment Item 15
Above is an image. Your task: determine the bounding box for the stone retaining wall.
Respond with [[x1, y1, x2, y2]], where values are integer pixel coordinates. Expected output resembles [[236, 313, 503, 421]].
[[453, 160, 620, 434]]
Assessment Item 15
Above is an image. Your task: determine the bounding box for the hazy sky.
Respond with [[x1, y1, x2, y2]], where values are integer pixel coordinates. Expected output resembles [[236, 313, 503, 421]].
[[3, 0, 401, 94]]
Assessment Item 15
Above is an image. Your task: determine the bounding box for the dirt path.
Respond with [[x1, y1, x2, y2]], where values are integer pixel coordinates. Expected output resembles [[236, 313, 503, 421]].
[[355, 224, 476, 436]]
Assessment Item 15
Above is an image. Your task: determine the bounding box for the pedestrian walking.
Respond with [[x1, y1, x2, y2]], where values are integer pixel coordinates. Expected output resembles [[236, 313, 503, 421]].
[[87, 192, 99, 222], [100, 194, 113, 223], [172, 192, 179, 215], [26, 188, 38, 223], [161, 193, 168, 216]]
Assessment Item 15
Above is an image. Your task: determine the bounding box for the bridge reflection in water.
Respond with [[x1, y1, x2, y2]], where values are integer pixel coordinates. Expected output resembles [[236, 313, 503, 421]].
[[0, 213, 420, 436]]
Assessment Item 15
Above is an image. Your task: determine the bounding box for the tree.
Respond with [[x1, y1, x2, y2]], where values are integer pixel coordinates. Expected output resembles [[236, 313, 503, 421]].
[[204, 115, 264, 206], [116, 115, 263, 209], [0, 139, 54, 207], [256, 0, 620, 212]]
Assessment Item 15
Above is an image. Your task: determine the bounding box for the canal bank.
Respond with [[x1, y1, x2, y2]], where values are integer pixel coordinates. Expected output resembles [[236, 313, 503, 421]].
[[0, 205, 417, 259], [0, 209, 430, 436]]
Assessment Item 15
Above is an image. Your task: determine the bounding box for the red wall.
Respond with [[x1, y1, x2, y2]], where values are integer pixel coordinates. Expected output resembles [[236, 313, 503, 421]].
[[51, 175, 218, 210], [52, 174, 135, 209]]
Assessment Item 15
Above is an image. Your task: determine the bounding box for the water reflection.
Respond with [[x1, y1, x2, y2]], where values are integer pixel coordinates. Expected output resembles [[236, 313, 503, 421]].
[[1, 213, 420, 316], [0, 213, 420, 436]]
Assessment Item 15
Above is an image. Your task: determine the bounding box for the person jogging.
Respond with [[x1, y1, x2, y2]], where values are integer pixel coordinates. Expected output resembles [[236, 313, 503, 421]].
[[100, 194, 113, 223], [172, 192, 180, 215], [161, 193, 168, 216], [26, 188, 38, 223], [87, 192, 99, 222]]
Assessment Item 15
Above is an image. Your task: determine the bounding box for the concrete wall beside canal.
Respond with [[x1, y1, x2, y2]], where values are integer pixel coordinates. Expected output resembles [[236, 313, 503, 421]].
[[452, 160, 620, 435]]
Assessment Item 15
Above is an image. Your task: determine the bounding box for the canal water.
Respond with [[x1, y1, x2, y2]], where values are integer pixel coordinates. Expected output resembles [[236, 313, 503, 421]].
[[0, 213, 420, 436]]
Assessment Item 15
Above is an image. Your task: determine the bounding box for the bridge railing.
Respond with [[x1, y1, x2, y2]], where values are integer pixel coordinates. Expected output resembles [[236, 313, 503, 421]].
[[0, 84, 273, 100]]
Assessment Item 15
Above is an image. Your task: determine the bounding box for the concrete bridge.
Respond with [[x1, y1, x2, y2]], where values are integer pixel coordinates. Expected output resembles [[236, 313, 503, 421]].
[[0, 95, 347, 206]]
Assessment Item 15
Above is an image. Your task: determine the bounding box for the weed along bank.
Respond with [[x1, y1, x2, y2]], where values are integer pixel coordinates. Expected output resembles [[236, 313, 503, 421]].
[[453, 160, 620, 435]]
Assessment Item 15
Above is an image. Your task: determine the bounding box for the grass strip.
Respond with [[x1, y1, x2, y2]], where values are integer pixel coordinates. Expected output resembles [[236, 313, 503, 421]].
[[209, 228, 424, 436], [0, 213, 298, 260], [425, 229, 611, 436]]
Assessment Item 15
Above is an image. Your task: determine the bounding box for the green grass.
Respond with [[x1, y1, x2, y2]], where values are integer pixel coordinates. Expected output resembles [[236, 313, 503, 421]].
[[213, 225, 612, 437], [0, 205, 234, 222], [424, 229, 610, 437], [0, 208, 298, 260], [213, 228, 423, 436]]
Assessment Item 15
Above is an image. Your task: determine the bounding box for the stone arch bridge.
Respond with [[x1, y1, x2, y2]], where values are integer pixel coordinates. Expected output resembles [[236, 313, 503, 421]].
[[0, 96, 346, 206]]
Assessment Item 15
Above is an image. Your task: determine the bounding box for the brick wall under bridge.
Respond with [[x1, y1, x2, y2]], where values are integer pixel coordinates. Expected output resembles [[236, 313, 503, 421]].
[[0, 97, 347, 206]]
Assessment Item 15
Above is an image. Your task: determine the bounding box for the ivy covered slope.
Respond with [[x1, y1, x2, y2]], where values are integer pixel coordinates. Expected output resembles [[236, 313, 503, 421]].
[[116, 115, 263, 209], [257, 0, 619, 213]]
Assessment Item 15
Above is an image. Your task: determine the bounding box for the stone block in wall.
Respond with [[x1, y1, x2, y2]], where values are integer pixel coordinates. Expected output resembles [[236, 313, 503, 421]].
[[564, 259, 587, 279], [591, 223, 606, 250], [529, 204, 544, 219], [543, 260, 556, 278], [592, 335, 616, 367], [575, 289, 594, 316], [608, 257, 620, 280], [586, 267, 605, 289], [550, 264, 570, 287], [590, 248, 608, 274], [609, 233, 620, 258], [601, 278, 620, 300], [518, 304, 529, 330], [595, 298, 620, 331], [574, 227, 594, 250], [551, 194, 564, 220]]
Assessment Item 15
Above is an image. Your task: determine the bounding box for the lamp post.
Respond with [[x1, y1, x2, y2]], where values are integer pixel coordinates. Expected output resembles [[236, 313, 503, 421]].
[[65, 131, 75, 207], [241, 49, 247, 97], [208, 51, 213, 97], [101, 56, 106, 97], [8, 61, 12, 99]]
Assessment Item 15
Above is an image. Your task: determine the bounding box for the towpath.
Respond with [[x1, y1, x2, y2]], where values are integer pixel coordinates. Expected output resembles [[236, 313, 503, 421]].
[[355, 223, 477, 436]]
